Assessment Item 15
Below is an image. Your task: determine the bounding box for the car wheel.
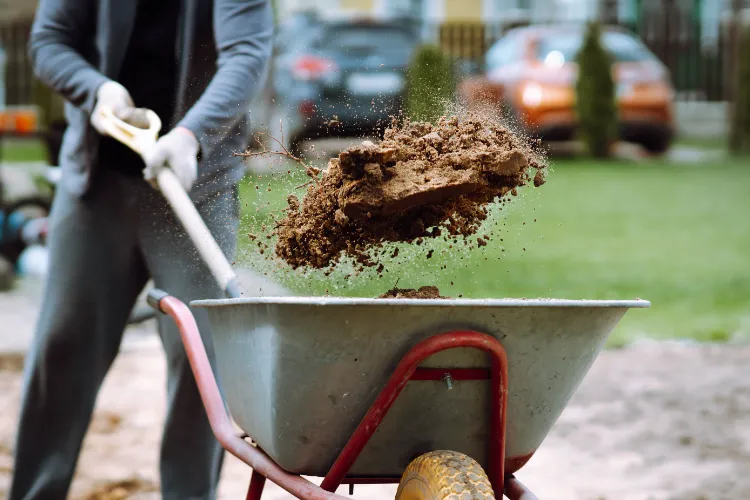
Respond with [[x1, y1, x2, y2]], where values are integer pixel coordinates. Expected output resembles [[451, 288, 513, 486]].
[[640, 132, 673, 155]]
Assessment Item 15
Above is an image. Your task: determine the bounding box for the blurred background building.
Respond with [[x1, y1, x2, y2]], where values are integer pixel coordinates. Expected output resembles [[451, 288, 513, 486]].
[[1, 0, 749, 158]]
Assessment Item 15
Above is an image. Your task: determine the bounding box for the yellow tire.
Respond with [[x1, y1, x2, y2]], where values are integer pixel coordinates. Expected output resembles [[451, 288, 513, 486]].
[[395, 451, 495, 500]]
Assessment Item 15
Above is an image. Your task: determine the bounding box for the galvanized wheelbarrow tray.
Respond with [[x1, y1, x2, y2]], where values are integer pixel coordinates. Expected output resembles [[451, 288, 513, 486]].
[[104, 108, 650, 499]]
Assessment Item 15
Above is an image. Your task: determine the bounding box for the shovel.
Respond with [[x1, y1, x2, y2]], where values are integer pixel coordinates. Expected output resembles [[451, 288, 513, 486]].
[[94, 106, 243, 298]]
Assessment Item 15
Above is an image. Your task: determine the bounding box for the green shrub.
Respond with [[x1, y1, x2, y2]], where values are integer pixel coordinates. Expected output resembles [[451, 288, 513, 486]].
[[31, 78, 65, 128], [405, 45, 456, 123], [575, 21, 617, 158], [730, 23, 750, 154]]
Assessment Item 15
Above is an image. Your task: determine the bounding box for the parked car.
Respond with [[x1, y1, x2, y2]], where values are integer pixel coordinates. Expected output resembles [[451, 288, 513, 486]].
[[264, 14, 420, 154], [459, 24, 675, 153]]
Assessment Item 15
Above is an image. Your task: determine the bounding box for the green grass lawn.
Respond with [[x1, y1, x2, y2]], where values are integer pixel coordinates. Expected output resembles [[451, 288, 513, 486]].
[[5, 129, 747, 346], [674, 134, 728, 151], [0, 138, 47, 163], [236, 154, 750, 347]]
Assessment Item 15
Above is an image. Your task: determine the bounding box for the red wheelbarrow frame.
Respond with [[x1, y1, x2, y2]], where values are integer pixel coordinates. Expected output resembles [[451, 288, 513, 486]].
[[149, 291, 538, 500]]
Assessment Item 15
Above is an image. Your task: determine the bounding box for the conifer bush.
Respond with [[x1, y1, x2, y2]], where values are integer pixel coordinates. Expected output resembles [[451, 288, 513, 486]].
[[730, 22, 750, 154], [575, 21, 617, 158], [405, 45, 457, 124]]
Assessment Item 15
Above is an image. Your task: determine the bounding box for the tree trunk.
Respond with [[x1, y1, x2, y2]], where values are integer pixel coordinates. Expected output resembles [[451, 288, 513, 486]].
[[729, 0, 744, 153]]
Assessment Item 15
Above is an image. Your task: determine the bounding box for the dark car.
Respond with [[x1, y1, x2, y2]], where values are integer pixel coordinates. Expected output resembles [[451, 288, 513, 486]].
[[262, 14, 420, 154]]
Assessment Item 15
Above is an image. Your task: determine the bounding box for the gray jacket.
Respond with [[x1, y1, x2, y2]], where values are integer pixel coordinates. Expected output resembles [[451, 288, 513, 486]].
[[29, 0, 273, 200]]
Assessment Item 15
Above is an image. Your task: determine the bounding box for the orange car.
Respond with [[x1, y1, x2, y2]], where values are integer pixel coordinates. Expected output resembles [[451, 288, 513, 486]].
[[459, 24, 675, 153]]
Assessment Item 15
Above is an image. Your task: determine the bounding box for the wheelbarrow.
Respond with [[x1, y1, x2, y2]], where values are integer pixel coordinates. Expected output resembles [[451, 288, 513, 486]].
[[99, 108, 650, 499]]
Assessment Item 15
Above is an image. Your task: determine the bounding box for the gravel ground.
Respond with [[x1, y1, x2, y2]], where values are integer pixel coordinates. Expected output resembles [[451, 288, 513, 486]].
[[1, 279, 749, 500]]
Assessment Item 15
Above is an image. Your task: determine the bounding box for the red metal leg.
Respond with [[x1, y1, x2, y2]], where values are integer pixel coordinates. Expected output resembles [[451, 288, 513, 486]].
[[319, 330, 509, 497], [504, 475, 538, 500], [246, 470, 267, 500]]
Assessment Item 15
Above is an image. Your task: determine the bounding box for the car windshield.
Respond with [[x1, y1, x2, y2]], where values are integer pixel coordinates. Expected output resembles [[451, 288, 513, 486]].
[[317, 25, 415, 51], [536, 30, 657, 64]]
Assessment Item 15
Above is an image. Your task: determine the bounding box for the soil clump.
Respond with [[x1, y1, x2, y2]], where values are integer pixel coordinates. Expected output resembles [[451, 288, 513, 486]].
[[274, 112, 547, 270], [378, 285, 447, 299]]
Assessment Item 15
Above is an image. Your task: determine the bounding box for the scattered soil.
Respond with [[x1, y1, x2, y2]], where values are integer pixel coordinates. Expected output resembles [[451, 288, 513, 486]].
[[79, 477, 158, 499], [0, 354, 24, 372], [378, 285, 447, 299], [274, 112, 547, 270], [89, 411, 123, 435], [3, 334, 748, 500]]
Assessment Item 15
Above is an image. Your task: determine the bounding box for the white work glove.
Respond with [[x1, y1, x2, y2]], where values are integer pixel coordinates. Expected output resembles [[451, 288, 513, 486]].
[[90, 81, 135, 135], [142, 127, 200, 192]]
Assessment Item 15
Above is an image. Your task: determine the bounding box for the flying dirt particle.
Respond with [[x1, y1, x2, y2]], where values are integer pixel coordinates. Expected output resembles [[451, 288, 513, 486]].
[[391, 247, 399, 258], [255, 185, 259, 189], [450, 281, 454, 285], [679, 435, 693, 445], [248, 233, 257, 240], [534, 170, 546, 187], [477, 238, 487, 247], [426, 249, 434, 259]]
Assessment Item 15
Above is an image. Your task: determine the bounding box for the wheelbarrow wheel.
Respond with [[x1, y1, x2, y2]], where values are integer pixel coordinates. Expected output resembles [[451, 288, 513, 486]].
[[395, 450, 495, 500]]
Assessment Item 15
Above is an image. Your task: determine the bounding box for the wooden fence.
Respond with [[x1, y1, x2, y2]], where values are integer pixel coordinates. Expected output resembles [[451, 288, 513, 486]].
[[436, 6, 734, 103], [637, 0, 729, 102], [0, 10, 739, 107], [0, 20, 34, 106]]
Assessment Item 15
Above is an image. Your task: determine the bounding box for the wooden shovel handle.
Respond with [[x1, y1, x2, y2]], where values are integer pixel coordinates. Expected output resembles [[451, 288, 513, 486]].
[[156, 168, 241, 297]]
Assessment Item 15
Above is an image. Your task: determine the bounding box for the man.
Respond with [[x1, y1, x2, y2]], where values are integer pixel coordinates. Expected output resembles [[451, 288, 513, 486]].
[[10, 0, 273, 499]]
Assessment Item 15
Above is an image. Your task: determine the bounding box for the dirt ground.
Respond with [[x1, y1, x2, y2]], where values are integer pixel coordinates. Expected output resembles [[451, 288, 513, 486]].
[[1, 321, 748, 500]]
